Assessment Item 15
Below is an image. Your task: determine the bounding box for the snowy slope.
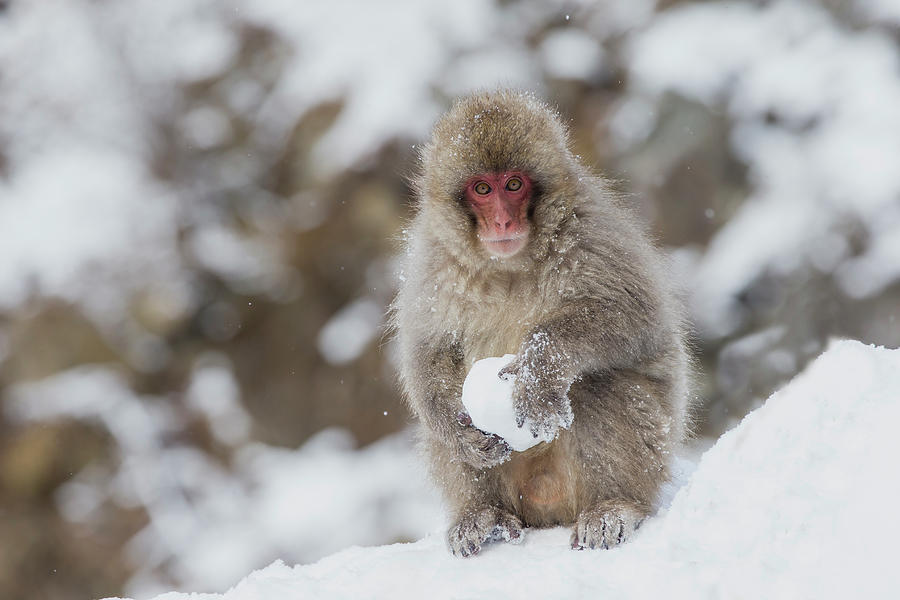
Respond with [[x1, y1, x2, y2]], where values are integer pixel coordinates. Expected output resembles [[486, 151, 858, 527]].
[[121, 340, 900, 600]]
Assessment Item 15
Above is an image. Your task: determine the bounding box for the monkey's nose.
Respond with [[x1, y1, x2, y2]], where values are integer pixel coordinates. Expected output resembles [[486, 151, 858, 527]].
[[494, 216, 513, 233]]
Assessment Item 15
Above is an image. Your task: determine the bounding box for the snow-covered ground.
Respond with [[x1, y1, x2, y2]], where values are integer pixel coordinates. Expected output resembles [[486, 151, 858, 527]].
[[113, 340, 900, 599]]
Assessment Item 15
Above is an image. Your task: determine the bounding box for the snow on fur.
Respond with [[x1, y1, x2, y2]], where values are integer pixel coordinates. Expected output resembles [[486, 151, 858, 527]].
[[119, 340, 900, 599]]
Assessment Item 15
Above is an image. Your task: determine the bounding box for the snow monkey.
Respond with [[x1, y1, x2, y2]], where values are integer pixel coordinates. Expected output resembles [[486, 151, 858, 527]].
[[393, 90, 691, 556]]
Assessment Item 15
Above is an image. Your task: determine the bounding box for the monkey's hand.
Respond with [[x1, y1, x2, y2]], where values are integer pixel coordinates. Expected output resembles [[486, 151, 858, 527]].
[[501, 333, 575, 441], [453, 412, 512, 469]]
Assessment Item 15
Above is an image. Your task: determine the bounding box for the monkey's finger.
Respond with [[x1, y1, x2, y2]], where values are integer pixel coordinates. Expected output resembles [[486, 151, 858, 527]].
[[593, 520, 607, 550], [551, 397, 575, 429], [497, 363, 519, 380], [456, 411, 473, 427], [611, 516, 625, 546], [574, 515, 601, 550], [486, 440, 512, 464], [481, 434, 501, 450]]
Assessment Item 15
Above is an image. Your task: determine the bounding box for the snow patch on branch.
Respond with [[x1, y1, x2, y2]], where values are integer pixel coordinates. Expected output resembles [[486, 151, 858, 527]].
[[626, 0, 900, 336]]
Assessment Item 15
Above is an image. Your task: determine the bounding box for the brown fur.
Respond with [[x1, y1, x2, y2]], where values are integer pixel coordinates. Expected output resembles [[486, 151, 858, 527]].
[[392, 90, 691, 555]]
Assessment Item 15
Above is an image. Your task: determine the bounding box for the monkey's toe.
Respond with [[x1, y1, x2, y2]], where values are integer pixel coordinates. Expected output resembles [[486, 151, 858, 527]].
[[448, 520, 485, 558], [571, 501, 647, 550], [448, 507, 524, 557], [489, 512, 524, 545]]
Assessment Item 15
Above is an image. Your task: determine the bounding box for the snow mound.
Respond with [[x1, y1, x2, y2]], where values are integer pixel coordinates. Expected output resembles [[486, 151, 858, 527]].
[[123, 340, 900, 599]]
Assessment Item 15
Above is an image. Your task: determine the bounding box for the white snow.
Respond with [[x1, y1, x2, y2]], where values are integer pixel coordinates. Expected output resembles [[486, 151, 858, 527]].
[[539, 29, 605, 81], [3, 0, 899, 346], [0, 0, 186, 320], [4, 367, 440, 599], [461, 354, 543, 452], [625, 0, 900, 336], [187, 224, 287, 295], [243, 0, 501, 175], [0, 149, 182, 316], [316, 297, 384, 365], [854, 0, 900, 24], [117, 340, 900, 599], [185, 358, 252, 446]]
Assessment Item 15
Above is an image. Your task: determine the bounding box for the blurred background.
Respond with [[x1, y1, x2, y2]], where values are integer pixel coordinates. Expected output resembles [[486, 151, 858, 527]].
[[1, 0, 899, 598]]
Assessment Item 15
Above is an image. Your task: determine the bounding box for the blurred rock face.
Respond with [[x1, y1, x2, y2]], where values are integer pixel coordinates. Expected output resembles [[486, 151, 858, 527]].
[[1, 0, 899, 598]]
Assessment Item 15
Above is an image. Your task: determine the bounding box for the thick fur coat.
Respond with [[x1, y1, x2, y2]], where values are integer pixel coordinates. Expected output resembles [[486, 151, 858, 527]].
[[392, 90, 691, 555]]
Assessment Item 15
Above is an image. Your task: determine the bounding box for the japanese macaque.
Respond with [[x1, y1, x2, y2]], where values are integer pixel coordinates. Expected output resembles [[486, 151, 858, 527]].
[[392, 90, 691, 556]]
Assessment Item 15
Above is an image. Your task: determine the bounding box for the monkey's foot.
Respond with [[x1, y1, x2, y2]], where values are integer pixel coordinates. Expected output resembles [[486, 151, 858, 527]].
[[570, 500, 647, 550], [448, 506, 524, 558]]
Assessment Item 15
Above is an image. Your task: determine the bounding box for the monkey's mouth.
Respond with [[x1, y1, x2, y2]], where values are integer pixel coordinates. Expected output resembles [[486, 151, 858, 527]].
[[480, 234, 528, 258]]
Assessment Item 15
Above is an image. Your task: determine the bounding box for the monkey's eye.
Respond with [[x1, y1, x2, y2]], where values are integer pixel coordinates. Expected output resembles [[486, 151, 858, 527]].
[[474, 182, 491, 195], [505, 177, 523, 191]]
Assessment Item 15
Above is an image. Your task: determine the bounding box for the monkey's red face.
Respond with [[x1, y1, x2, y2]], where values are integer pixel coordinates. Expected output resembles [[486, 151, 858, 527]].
[[464, 172, 532, 258]]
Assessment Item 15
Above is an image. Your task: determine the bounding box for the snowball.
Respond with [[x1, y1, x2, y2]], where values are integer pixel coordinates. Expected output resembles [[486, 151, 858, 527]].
[[461, 355, 543, 452]]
